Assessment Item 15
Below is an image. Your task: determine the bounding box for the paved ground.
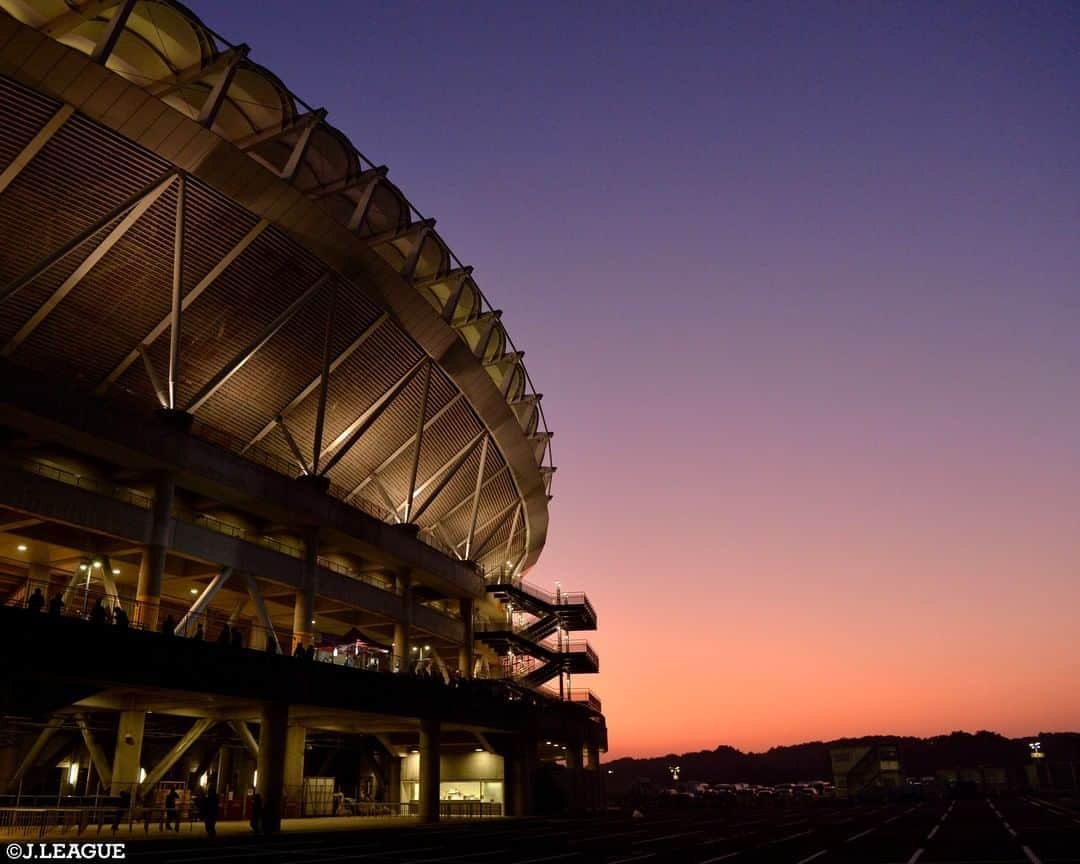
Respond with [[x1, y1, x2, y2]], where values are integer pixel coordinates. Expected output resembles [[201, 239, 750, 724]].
[[7, 796, 1079, 863]]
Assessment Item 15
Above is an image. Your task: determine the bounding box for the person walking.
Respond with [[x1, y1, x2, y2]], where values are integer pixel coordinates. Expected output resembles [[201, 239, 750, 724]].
[[200, 790, 218, 839]]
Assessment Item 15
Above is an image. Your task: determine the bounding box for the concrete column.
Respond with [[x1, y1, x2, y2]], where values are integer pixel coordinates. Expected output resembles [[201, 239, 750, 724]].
[[292, 531, 318, 651], [256, 703, 289, 835], [587, 746, 602, 810], [393, 572, 412, 673], [458, 597, 474, 678], [387, 755, 401, 803], [215, 747, 232, 796], [418, 718, 441, 823], [284, 724, 305, 809], [566, 743, 584, 812], [507, 736, 536, 817], [135, 471, 175, 630], [110, 711, 145, 797]]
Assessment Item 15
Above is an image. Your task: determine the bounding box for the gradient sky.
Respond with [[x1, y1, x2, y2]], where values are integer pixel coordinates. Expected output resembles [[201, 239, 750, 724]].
[[188, 1, 1080, 759]]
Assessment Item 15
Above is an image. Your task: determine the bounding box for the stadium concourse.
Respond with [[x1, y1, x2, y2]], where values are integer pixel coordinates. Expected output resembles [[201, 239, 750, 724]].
[[0, 0, 604, 833]]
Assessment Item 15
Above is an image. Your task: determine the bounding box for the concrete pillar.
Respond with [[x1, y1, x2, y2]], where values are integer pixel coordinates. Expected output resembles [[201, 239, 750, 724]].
[[387, 755, 401, 803], [215, 747, 232, 796], [458, 598, 474, 678], [587, 746, 603, 810], [256, 703, 288, 835], [284, 724, 305, 810], [110, 711, 145, 797], [566, 743, 584, 812], [393, 572, 413, 673], [292, 531, 318, 651], [135, 471, 175, 630], [418, 718, 441, 823], [507, 736, 536, 817]]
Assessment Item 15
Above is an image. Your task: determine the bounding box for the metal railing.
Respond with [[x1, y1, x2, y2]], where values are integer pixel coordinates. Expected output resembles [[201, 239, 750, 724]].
[[485, 572, 595, 620], [566, 689, 603, 713], [10, 458, 152, 509]]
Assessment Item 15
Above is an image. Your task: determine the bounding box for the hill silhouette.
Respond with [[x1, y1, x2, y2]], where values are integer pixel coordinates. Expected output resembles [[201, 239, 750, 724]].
[[605, 731, 1080, 792]]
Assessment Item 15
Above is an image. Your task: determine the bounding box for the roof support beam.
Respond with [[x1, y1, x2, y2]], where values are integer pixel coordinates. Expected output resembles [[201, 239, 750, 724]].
[[408, 433, 485, 524], [470, 500, 521, 559], [276, 416, 310, 475], [96, 218, 269, 395], [345, 393, 464, 501], [139, 718, 216, 796], [310, 283, 336, 473], [234, 109, 325, 152], [89, 0, 136, 65], [305, 165, 386, 199], [5, 716, 63, 791], [186, 272, 331, 414], [280, 113, 320, 182], [0, 105, 74, 198], [371, 476, 401, 524], [245, 572, 280, 654], [138, 344, 168, 409], [0, 170, 178, 307], [402, 361, 433, 523], [167, 174, 185, 409], [242, 312, 388, 452], [318, 358, 425, 477], [196, 47, 248, 128], [361, 218, 435, 249], [176, 565, 231, 637], [464, 438, 490, 561], [147, 44, 250, 98], [346, 169, 388, 231], [74, 714, 112, 789], [1, 173, 176, 357], [503, 502, 522, 564], [229, 720, 259, 757]]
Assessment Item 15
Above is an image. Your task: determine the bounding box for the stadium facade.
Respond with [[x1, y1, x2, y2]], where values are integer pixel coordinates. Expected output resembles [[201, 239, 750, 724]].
[[0, 0, 605, 830]]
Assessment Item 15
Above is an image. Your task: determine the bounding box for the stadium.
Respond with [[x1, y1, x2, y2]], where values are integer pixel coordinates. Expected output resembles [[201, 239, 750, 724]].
[[0, 0, 605, 832]]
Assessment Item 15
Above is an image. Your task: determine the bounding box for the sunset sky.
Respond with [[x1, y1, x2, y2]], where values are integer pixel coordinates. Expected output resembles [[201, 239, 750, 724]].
[[192, 1, 1080, 759]]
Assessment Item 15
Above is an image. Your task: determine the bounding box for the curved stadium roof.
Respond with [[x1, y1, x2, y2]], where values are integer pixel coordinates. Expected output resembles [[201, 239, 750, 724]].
[[0, 0, 554, 574]]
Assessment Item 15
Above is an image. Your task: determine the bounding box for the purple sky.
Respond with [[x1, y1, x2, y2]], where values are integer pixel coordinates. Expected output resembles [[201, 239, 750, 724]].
[[188, 1, 1080, 758]]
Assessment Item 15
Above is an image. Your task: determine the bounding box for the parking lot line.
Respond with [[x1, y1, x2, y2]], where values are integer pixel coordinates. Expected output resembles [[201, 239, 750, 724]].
[[845, 826, 875, 842], [794, 851, 827, 864], [906, 848, 924, 864], [700, 854, 739, 863]]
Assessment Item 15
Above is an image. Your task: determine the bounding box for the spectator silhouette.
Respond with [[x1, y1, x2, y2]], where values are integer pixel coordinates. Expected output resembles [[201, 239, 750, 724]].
[[27, 587, 45, 614], [48, 593, 63, 616], [194, 623, 204, 641], [293, 642, 304, 658], [114, 606, 129, 630], [249, 792, 263, 835], [306, 644, 316, 661], [216, 624, 231, 647], [201, 790, 218, 838], [265, 636, 277, 654], [89, 598, 106, 626], [161, 614, 176, 636], [164, 788, 180, 832], [231, 628, 243, 650]]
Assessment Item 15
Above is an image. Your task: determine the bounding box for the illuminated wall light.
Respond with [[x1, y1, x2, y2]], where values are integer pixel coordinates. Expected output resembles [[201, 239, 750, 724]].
[[68, 763, 79, 785], [111, 568, 120, 575], [139, 768, 146, 783], [199, 772, 208, 788], [252, 769, 258, 787], [189, 588, 199, 595], [79, 564, 88, 572], [16, 544, 27, 552]]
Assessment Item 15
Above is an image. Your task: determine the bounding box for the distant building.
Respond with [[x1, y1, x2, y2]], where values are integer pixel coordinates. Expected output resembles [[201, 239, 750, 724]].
[[830, 743, 903, 799]]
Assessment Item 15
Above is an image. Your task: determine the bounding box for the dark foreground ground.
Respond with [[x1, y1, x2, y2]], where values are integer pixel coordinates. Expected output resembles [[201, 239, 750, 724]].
[[31, 796, 1080, 863]]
